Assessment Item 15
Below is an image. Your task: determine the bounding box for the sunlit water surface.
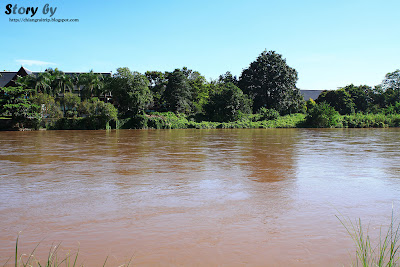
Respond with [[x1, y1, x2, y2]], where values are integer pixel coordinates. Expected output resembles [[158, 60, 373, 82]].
[[1, 129, 400, 266]]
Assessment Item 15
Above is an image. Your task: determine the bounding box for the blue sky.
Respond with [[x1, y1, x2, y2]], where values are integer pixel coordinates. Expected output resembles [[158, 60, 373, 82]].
[[1, 0, 399, 90]]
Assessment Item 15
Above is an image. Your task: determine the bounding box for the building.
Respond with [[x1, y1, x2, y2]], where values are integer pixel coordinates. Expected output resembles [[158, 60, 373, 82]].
[[1, 67, 325, 101], [0, 66, 113, 101], [300, 89, 325, 100], [0, 66, 34, 87]]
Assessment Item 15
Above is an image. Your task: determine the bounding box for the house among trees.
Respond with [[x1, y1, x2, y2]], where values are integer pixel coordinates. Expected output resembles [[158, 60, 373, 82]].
[[0, 66, 112, 101], [0, 66, 35, 87]]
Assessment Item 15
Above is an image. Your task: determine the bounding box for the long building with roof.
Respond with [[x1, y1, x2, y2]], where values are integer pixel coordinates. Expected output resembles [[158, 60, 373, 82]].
[[1, 66, 325, 100], [0, 66, 112, 88]]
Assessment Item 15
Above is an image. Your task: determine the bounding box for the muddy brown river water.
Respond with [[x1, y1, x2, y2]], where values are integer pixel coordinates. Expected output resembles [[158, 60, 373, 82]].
[[1, 128, 400, 266]]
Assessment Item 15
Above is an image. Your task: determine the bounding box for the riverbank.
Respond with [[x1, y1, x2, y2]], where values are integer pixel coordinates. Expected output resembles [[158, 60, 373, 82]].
[[2, 112, 400, 131]]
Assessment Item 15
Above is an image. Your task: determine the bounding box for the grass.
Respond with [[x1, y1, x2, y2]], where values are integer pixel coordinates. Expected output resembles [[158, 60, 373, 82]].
[[3, 235, 133, 267], [337, 208, 400, 267]]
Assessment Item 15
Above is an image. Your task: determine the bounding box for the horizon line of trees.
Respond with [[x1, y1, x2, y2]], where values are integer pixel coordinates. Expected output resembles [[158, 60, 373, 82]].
[[1, 50, 400, 129]]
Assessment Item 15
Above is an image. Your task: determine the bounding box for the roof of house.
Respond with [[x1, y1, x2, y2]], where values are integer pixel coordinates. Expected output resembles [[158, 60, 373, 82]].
[[0, 67, 111, 88], [0, 72, 18, 87], [300, 90, 325, 100]]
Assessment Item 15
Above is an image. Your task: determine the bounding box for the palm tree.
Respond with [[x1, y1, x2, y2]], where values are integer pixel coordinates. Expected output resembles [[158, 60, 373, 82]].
[[50, 69, 73, 115], [78, 70, 104, 99], [34, 72, 51, 94], [17, 74, 36, 90]]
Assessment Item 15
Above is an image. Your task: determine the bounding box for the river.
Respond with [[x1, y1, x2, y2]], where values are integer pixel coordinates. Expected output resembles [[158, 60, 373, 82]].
[[1, 129, 400, 266]]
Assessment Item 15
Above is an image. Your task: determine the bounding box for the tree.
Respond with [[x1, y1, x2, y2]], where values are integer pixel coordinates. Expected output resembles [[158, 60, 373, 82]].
[[78, 98, 118, 122], [188, 72, 209, 113], [0, 86, 41, 123], [17, 74, 36, 90], [316, 89, 355, 115], [238, 50, 302, 114], [204, 83, 252, 122], [107, 67, 152, 115], [342, 84, 374, 113], [145, 71, 168, 111], [218, 71, 238, 86], [78, 70, 104, 99], [382, 70, 400, 93], [34, 72, 52, 94], [62, 92, 81, 117], [46, 68, 73, 96], [31, 93, 62, 119], [163, 69, 193, 114]]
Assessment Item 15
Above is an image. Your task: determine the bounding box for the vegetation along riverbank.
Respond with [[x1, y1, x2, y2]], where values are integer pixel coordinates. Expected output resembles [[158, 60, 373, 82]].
[[1, 50, 400, 130]]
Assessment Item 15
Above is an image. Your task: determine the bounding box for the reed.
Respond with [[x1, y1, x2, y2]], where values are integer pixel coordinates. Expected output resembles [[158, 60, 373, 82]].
[[3, 235, 133, 267], [337, 208, 400, 266]]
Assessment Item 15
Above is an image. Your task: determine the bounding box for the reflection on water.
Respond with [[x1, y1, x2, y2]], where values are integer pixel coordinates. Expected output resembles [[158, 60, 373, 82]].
[[1, 129, 400, 266]]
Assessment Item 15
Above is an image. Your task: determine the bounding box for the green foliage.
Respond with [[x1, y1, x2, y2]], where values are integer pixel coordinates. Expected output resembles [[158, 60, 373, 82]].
[[48, 68, 74, 96], [78, 98, 118, 121], [204, 83, 252, 122], [338, 209, 400, 267], [107, 67, 152, 115], [188, 72, 209, 113], [316, 89, 355, 115], [306, 98, 317, 111], [49, 98, 118, 130], [7, 235, 133, 267], [118, 112, 305, 129], [341, 113, 400, 128], [145, 71, 168, 111], [62, 92, 81, 118], [305, 102, 340, 128], [0, 87, 41, 124], [257, 107, 280, 121], [163, 69, 193, 114], [238, 50, 302, 114], [78, 70, 104, 99], [342, 84, 374, 113], [31, 93, 63, 119], [382, 69, 400, 103], [218, 71, 238, 86], [17, 74, 37, 90]]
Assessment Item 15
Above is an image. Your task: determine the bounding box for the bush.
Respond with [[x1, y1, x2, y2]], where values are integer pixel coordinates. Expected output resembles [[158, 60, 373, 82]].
[[258, 107, 280, 121], [305, 102, 340, 128]]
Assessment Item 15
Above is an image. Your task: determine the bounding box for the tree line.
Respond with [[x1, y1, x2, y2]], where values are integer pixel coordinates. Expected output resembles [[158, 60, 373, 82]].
[[1, 50, 400, 129]]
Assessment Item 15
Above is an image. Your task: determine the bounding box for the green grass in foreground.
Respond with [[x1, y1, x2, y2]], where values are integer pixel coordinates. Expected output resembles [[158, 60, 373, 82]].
[[3, 235, 133, 267], [337, 209, 400, 267]]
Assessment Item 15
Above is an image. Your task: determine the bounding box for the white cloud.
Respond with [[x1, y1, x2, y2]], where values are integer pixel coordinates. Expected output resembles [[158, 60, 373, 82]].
[[16, 59, 56, 66]]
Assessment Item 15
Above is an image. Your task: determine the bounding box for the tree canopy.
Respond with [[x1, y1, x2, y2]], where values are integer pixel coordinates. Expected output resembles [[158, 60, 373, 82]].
[[238, 50, 302, 114], [204, 82, 252, 122], [163, 69, 193, 114], [107, 67, 153, 115]]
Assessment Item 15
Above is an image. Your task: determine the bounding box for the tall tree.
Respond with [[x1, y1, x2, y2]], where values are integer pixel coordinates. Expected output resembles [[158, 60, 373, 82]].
[[238, 50, 302, 114], [381, 69, 400, 105], [163, 69, 193, 114], [47, 68, 73, 97], [78, 70, 104, 99], [108, 67, 152, 115], [218, 71, 238, 86], [145, 71, 168, 111], [34, 72, 52, 94]]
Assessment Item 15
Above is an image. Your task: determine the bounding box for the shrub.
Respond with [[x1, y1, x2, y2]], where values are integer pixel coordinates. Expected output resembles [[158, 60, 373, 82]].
[[258, 107, 280, 121], [305, 102, 340, 128]]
